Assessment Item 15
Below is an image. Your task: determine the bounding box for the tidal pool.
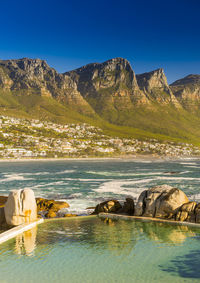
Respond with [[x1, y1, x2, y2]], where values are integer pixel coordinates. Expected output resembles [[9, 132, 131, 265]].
[[0, 217, 200, 283]]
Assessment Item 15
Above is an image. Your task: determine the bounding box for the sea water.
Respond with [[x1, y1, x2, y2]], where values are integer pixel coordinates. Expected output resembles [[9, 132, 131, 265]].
[[0, 159, 200, 282], [0, 158, 200, 214]]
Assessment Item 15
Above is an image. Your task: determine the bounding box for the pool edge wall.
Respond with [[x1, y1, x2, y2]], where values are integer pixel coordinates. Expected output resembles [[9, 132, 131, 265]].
[[0, 218, 44, 245], [98, 213, 200, 228]]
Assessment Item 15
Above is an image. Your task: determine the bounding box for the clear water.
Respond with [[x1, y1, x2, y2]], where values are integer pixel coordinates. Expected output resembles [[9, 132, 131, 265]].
[[0, 217, 200, 283], [1, 159, 200, 282], [0, 158, 200, 214]]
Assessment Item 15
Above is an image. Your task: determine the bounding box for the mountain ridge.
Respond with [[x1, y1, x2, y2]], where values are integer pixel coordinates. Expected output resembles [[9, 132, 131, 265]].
[[0, 57, 200, 145]]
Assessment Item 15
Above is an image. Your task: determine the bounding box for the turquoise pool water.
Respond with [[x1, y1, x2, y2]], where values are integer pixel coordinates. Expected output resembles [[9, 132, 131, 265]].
[[0, 217, 200, 283]]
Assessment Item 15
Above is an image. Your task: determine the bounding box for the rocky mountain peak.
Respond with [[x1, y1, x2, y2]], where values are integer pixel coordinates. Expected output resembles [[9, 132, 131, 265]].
[[0, 57, 56, 85], [0, 57, 49, 72], [67, 57, 140, 93], [136, 68, 181, 107], [171, 74, 200, 87], [136, 68, 168, 91], [170, 74, 200, 111]]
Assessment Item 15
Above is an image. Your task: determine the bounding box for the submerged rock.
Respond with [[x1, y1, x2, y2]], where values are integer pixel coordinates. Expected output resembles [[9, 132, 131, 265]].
[[134, 185, 189, 219], [92, 200, 122, 215], [4, 189, 37, 226]]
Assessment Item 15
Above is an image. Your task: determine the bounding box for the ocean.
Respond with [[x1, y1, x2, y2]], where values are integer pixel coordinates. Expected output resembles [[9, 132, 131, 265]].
[[0, 158, 200, 214], [1, 158, 200, 282]]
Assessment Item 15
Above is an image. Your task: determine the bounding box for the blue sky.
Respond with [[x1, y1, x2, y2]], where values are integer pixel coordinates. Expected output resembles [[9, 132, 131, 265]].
[[0, 0, 199, 83]]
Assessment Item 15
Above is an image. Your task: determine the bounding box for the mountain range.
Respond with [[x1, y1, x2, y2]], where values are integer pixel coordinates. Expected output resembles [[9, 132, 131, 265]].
[[0, 57, 200, 145]]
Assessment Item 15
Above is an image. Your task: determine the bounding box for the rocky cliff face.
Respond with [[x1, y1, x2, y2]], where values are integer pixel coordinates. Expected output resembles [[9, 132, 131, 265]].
[[170, 75, 200, 111], [67, 58, 149, 120], [136, 68, 180, 107], [0, 58, 94, 115], [0, 56, 200, 140]]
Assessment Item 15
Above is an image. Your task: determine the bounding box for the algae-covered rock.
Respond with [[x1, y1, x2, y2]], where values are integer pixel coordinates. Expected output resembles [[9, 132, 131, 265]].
[[0, 196, 8, 208], [36, 198, 69, 217], [92, 200, 122, 215], [46, 210, 57, 218], [64, 213, 77, 217]]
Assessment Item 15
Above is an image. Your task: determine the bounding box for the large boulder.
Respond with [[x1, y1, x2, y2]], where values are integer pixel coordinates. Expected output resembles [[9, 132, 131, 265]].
[[176, 201, 197, 222], [4, 189, 37, 226], [92, 200, 122, 214], [134, 185, 189, 219]]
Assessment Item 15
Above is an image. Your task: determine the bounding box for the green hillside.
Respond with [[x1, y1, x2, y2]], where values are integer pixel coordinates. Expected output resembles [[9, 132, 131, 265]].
[[0, 57, 200, 147]]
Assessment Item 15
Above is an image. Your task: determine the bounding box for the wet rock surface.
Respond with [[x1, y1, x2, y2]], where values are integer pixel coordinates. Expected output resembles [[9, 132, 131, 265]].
[[92, 200, 122, 215], [36, 198, 70, 218]]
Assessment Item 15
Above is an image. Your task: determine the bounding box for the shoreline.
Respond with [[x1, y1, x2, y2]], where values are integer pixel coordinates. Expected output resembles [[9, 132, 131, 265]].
[[0, 155, 199, 162]]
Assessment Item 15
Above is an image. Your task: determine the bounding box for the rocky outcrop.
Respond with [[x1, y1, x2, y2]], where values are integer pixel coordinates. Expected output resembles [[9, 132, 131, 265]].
[[95, 185, 200, 225], [92, 200, 122, 214], [136, 69, 180, 107], [170, 75, 200, 111], [134, 185, 188, 218], [4, 189, 37, 226], [67, 58, 149, 122], [36, 197, 69, 218], [64, 213, 77, 217], [176, 201, 197, 222], [0, 58, 95, 115]]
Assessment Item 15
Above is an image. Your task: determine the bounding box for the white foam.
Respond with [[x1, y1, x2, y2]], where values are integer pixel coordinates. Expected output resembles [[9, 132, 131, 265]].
[[55, 170, 76, 175], [69, 193, 83, 198], [180, 162, 198, 165], [86, 171, 164, 177], [189, 194, 200, 201], [32, 181, 65, 188], [155, 176, 200, 181], [0, 173, 33, 183], [67, 198, 95, 215], [93, 179, 153, 198], [183, 166, 199, 169], [22, 172, 50, 176]]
